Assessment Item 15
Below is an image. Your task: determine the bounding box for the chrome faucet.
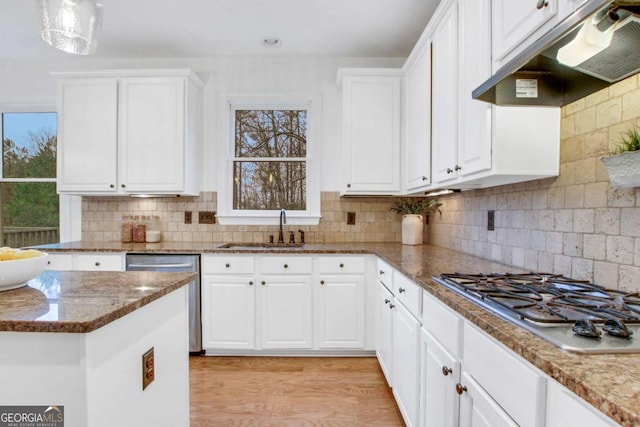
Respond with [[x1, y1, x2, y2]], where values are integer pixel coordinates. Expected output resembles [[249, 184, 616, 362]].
[[278, 209, 286, 244]]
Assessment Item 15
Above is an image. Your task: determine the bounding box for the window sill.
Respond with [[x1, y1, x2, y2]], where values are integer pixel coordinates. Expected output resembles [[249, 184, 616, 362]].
[[216, 213, 322, 226]]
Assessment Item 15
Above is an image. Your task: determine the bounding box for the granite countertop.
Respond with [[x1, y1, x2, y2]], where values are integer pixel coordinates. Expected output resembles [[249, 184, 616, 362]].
[[0, 270, 195, 333], [34, 241, 638, 425]]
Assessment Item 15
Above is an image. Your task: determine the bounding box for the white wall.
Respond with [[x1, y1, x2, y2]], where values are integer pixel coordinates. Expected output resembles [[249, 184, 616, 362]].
[[0, 56, 403, 192]]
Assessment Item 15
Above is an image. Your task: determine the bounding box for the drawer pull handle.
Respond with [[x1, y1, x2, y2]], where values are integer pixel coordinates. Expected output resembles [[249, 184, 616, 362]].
[[284, 264, 288, 269], [384, 299, 390, 304], [399, 287, 405, 293], [339, 263, 344, 268], [225, 263, 230, 268], [261, 281, 266, 286], [249, 281, 254, 286], [95, 262, 101, 267], [442, 366, 452, 376], [455, 383, 467, 395], [389, 304, 395, 309], [320, 280, 325, 285]]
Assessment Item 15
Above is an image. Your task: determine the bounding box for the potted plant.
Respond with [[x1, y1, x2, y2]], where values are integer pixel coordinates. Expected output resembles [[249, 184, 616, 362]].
[[390, 198, 442, 245], [601, 126, 640, 188]]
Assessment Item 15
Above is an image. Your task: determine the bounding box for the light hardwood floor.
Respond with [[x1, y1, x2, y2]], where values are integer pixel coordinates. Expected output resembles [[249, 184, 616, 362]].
[[189, 356, 405, 427]]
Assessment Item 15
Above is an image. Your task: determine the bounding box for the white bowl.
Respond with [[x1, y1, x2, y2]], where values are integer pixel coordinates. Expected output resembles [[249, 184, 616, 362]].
[[0, 252, 49, 292]]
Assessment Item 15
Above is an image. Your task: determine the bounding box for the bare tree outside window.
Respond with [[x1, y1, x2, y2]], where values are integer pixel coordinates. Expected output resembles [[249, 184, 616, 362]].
[[233, 110, 307, 210]]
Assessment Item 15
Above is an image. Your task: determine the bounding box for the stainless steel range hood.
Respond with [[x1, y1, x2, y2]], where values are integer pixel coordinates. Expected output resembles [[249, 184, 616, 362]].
[[473, 1, 640, 106]]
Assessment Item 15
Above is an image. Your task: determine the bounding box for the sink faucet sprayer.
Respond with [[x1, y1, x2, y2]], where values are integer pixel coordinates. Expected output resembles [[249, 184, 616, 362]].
[[278, 209, 286, 244]]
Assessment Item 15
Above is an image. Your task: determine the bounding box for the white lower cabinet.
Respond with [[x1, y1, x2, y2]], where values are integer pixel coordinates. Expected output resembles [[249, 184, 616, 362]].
[[546, 377, 619, 427], [420, 329, 460, 427], [201, 275, 256, 349], [259, 275, 313, 349], [376, 280, 395, 385], [316, 274, 365, 349], [393, 300, 421, 427], [458, 371, 517, 427], [45, 252, 124, 271], [202, 254, 371, 353]]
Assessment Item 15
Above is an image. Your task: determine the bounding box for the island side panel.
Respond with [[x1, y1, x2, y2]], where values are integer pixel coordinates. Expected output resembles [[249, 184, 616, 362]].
[[0, 332, 89, 426], [85, 286, 190, 427]]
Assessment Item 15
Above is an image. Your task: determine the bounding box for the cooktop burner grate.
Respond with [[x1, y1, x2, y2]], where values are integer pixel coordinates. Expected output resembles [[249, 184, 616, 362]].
[[439, 273, 640, 325]]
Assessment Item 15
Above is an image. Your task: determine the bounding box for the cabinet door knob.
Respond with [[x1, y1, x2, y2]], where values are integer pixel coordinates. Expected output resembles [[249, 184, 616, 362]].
[[283, 264, 288, 269], [446, 168, 453, 174], [455, 383, 467, 395], [389, 304, 395, 309], [347, 183, 351, 188], [384, 299, 390, 304], [455, 165, 462, 171], [121, 184, 126, 188], [339, 263, 344, 268], [320, 280, 325, 285], [536, 0, 548, 9], [261, 281, 266, 286], [422, 176, 428, 181], [225, 263, 230, 268], [399, 287, 405, 293], [95, 262, 100, 266], [249, 281, 254, 286], [442, 366, 453, 376], [109, 184, 115, 188], [379, 270, 385, 275]]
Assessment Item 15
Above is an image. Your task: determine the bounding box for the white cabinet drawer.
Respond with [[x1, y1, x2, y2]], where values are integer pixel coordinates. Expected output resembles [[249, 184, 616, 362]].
[[259, 256, 312, 275], [422, 290, 463, 358], [201, 256, 254, 274], [377, 258, 393, 288], [395, 272, 422, 319], [463, 323, 546, 427], [45, 253, 73, 271], [318, 256, 365, 274], [74, 253, 124, 271]]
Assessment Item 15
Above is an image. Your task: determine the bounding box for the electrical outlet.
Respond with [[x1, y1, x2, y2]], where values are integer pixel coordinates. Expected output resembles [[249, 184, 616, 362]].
[[142, 347, 154, 390], [487, 210, 495, 231], [184, 211, 192, 224], [347, 212, 356, 225], [199, 211, 216, 224]]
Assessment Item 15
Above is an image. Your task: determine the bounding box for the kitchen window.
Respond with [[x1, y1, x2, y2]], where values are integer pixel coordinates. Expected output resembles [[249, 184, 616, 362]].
[[0, 111, 59, 246], [216, 96, 321, 225]]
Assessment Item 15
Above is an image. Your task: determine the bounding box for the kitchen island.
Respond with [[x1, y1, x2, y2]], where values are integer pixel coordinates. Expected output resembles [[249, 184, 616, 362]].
[[0, 270, 194, 427], [37, 241, 640, 426]]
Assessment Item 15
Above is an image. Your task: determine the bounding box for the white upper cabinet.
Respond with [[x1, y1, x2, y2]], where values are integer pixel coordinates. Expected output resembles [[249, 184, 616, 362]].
[[57, 78, 119, 193], [338, 69, 401, 195], [491, 0, 558, 65], [431, 1, 459, 185], [403, 43, 432, 193], [426, 0, 560, 191], [56, 69, 203, 196], [458, 0, 492, 178]]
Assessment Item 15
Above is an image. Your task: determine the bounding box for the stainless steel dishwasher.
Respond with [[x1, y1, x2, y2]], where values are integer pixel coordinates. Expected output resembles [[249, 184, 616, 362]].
[[125, 254, 202, 354]]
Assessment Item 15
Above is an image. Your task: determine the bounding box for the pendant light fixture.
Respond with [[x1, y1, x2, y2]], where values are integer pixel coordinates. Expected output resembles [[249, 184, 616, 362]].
[[38, 0, 103, 55]]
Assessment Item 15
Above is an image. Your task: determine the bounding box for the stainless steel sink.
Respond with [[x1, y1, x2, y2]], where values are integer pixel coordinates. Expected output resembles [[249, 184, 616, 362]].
[[218, 242, 305, 249]]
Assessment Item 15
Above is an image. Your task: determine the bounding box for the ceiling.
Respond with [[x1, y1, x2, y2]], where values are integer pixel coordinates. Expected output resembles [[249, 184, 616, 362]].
[[0, 0, 441, 60]]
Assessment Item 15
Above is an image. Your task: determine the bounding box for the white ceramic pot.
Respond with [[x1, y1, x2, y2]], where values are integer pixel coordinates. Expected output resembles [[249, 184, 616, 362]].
[[601, 150, 640, 188], [402, 214, 424, 245]]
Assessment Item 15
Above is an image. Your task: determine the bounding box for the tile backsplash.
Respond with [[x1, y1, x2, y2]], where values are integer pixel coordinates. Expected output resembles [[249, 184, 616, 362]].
[[82, 192, 403, 244], [428, 74, 640, 291]]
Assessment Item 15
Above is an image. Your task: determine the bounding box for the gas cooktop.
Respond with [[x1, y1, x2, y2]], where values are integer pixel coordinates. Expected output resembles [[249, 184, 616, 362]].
[[434, 272, 640, 354]]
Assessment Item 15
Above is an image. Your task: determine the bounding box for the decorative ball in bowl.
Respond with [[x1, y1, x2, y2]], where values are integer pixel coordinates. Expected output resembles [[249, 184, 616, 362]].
[[0, 248, 49, 292]]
